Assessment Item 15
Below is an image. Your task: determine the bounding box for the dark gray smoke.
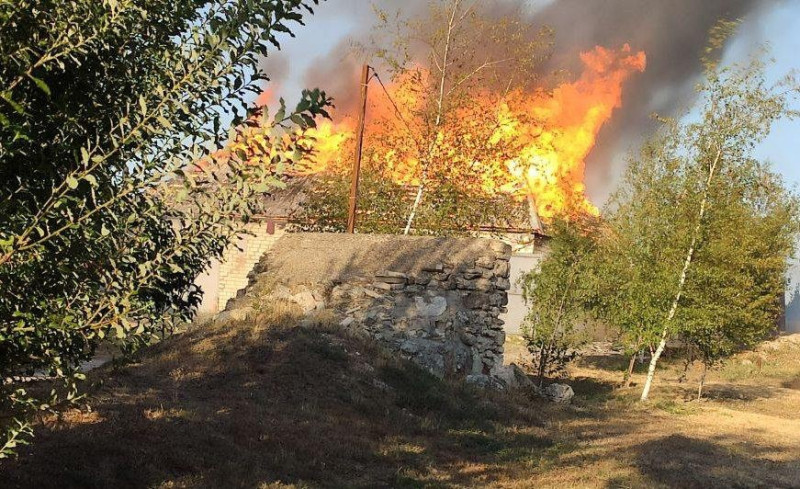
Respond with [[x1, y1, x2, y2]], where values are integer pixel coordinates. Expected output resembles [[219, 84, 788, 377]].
[[532, 0, 774, 201], [277, 0, 779, 201], [295, 0, 431, 116]]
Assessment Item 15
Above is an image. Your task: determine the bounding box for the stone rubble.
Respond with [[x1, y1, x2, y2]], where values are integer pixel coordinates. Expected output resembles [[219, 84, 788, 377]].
[[542, 383, 575, 403]]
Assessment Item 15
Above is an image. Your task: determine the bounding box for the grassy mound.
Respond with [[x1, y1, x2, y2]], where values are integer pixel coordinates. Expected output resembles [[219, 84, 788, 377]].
[[1, 305, 547, 488], [4, 306, 800, 488]]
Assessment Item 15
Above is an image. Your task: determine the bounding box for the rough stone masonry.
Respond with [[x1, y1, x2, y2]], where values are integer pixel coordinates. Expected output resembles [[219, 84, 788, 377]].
[[222, 233, 514, 382]]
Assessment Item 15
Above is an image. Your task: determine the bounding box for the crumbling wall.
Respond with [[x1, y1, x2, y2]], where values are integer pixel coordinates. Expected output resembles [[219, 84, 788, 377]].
[[226, 233, 513, 380], [218, 220, 286, 311]]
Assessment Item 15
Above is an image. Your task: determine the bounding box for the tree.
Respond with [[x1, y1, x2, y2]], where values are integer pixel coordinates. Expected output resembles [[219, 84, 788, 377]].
[[0, 0, 330, 456], [521, 219, 598, 385], [604, 23, 799, 401], [295, 0, 553, 235], [678, 163, 798, 399], [379, 0, 553, 234], [294, 169, 527, 235], [592, 139, 693, 388]]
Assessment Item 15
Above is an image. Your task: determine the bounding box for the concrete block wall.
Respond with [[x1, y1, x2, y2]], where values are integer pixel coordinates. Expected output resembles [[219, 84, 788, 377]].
[[500, 251, 548, 335], [786, 255, 800, 333], [218, 221, 285, 311]]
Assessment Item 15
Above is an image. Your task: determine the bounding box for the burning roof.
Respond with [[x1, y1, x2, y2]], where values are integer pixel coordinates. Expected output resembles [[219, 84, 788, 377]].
[[292, 45, 645, 222]]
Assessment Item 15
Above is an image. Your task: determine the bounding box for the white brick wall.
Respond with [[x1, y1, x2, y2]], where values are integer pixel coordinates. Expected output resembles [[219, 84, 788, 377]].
[[195, 220, 285, 315]]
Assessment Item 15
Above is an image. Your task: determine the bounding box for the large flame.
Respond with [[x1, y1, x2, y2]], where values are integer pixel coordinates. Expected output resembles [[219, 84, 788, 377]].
[[300, 44, 646, 221]]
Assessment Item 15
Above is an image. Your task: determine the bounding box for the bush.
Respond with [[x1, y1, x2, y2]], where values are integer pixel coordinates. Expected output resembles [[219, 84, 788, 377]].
[[522, 219, 598, 383], [0, 0, 330, 455]]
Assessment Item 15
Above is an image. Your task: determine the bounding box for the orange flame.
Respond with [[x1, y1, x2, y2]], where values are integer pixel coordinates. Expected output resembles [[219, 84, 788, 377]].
[[301, 44, 646, 221]]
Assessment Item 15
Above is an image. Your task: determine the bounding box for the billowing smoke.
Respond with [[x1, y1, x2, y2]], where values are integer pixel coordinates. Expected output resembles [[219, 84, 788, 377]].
[[532, 0, 774, 201], [269, 0, 778, 202]]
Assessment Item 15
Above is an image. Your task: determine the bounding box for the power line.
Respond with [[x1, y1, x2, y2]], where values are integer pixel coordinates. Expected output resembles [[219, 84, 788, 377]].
[[372, 71, 417, 139]]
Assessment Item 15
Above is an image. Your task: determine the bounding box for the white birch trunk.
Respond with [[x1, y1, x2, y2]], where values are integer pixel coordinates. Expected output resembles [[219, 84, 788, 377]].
[[403, 1, 460, 235], [403, 185, 425, 235], [527, 194, 543, 233], [640, 149, 721, 401]]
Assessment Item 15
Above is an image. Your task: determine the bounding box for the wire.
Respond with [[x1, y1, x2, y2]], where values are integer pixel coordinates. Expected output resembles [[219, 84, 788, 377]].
[[370, 70, 417, 139]]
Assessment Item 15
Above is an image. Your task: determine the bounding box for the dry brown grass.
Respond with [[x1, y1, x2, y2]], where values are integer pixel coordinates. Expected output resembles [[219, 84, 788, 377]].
[[2, 314, 799, 488]]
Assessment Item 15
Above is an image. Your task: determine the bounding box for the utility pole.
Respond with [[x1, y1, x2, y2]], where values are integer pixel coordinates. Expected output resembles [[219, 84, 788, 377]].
[[347, 64, 371, 234]]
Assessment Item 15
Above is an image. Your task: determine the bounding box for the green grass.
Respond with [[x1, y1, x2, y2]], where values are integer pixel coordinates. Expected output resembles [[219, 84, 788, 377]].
[[653, 398, 700, 416]]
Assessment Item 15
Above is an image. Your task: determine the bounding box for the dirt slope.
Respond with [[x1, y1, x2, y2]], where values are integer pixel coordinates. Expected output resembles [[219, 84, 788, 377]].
[[0, 307, 546, 489], [3, 308, 799, 488]]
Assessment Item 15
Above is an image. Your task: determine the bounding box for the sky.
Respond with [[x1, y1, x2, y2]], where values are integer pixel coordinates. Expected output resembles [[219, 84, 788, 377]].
[[260, 0, 800, 200], [745, 2, 800, 190]]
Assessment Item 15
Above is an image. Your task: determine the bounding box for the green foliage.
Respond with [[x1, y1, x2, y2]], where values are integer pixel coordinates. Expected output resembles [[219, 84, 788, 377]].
[[294, 168, 527, 235], [601, 36, 800, 398], [521, 219, 597, 382], [0, 0, 330, 454], [679, 162, 799, 367], [593, 136, 695, 359], [0, 416, 33, 460]]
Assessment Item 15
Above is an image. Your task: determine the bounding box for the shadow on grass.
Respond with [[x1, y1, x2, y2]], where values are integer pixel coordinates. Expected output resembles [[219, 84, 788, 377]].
[[14, 314, 790, 488], [654, 381, 780, 404], [0, 315, 564, 489], [579, 345, 697, 375], [694, 383, 777, 402], [631, 434, 800, 489], [781, 373, 800, 390], [578, 354, 632, 374], [568, 376, 618, 402]]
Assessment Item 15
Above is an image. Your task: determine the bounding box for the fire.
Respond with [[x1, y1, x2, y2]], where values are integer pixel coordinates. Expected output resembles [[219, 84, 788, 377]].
[[300, 44, 646, 221], [255, 87, 276, 108]]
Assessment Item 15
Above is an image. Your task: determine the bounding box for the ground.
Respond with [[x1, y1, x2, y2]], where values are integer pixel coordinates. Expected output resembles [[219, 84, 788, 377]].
[[2, 307, 800, 488]]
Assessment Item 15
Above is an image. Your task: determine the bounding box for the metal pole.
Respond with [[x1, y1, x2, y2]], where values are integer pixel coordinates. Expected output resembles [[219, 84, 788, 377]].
[[347, 64, 370, 233]]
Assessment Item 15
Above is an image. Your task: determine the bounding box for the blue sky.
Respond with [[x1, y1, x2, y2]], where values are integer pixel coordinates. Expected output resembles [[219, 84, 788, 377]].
[[745, 2, 800, 189]]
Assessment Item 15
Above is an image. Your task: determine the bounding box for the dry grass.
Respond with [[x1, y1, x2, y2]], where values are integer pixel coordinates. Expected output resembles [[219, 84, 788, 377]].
[[2, 313, 799, 488]]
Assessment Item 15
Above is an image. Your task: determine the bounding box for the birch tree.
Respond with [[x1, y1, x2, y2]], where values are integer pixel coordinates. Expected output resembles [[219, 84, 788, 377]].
[[367, 0, 553, 235], [679, 163, 799, 399], [606, 25, 800, 401], [591, 169, 677, 387]]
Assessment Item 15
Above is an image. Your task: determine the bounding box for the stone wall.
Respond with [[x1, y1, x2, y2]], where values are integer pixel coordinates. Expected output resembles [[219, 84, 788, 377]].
[[227, 233, 513, 381]]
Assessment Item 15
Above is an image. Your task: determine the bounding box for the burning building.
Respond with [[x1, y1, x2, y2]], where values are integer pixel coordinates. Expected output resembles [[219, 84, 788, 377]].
[[280, 41, 647, 332], [298, 44, 646, 224], [194, 43, 646, 333], [195, 0, 784, 332]]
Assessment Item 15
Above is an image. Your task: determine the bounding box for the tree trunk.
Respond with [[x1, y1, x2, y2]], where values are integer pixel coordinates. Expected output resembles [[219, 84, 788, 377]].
[[403, 185, 425, 235], [403, 1, 460, 235], [697, 362, 708, 401], [623, 352, 637, 388], [641, 332, 668, 401], [640, 148, 722, 402], [527, 194, 543, 233], [537, 344, 549, 387]]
